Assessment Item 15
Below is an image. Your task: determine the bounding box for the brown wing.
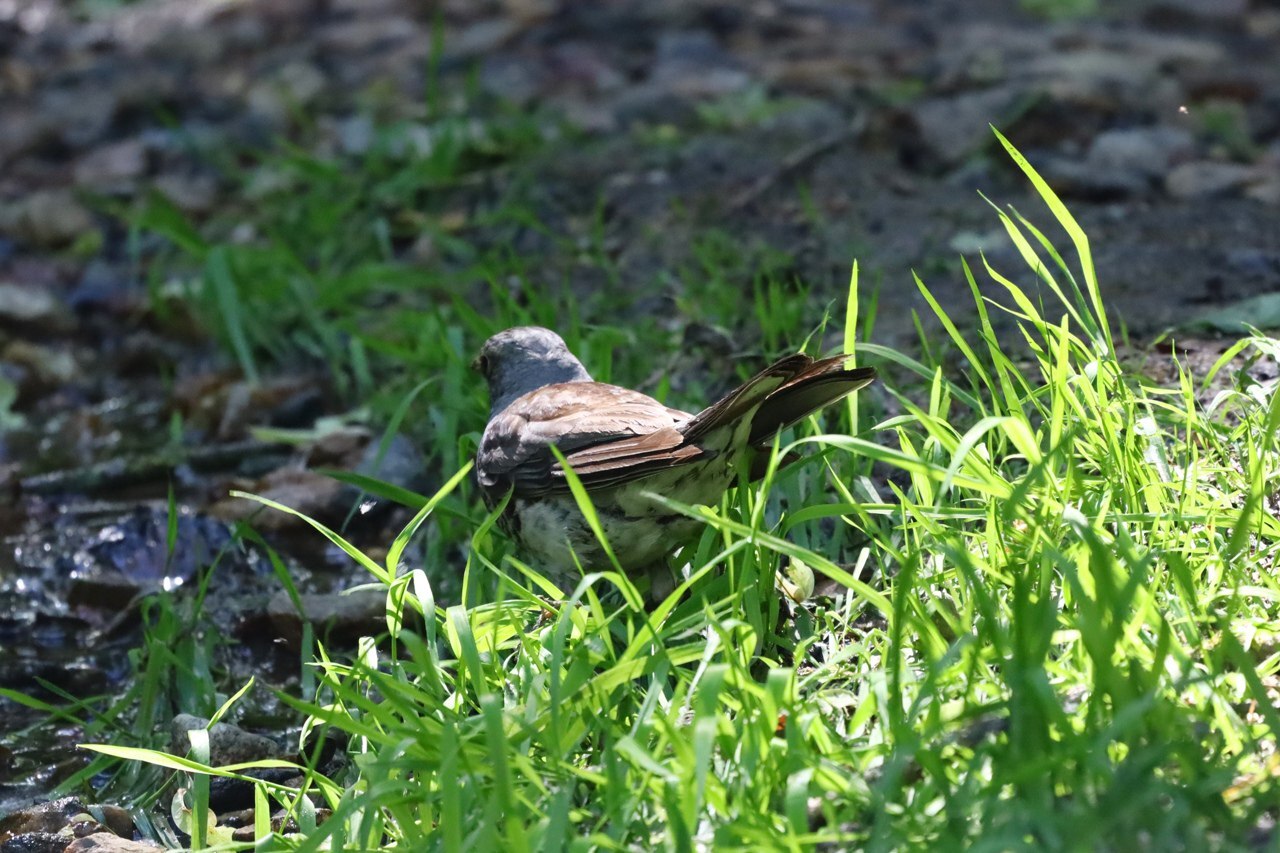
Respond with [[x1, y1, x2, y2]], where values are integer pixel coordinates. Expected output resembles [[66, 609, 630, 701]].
[[556, 429, 704, 490], [476, 382, 697, 500], [559, 352, 851, 490]]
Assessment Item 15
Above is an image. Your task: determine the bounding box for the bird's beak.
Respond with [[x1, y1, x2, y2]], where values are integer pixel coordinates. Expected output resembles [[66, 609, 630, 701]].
[[470, 354, 488, 374]]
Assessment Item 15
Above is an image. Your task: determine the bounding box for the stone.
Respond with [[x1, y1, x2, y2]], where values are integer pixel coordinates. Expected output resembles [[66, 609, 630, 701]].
[[63, 833, 161, 852], [208, 468, 345, 531], [151, 173, 219, 215], [351, 432, 428, 496], [649, 29, 752, 98], [900, 84, 1029, 167], [0, 282, 70, 330], [1165, 160, 1260, 198], [1249, 10, 1280, 38], [316, 15, 420, 55], [170, 714, 282, 767], [1089, 126, 1196, 178], [6, 190, 96, 249], [68, 259, 140, 317], [73, 138, 149, 191], [1043, 159, 1148, 199], [446, 17, 523, 62], [0, 106, 48, 165], [335, 114, 375, 156], [66, 571, 144, 613], [0, 831, 67, 851], [1245, 178, 1280, 205], [2, 340, 78, 397], [479, 54, 549, 106], [266, 587, 387, 650], [0, 797, 133, 845], [38, 83, 120, 150], [1029, 49, 1161, 110], [1046, 125, 1199, 199], [247, 61, 327, 126], [547, 41, 626, 95]]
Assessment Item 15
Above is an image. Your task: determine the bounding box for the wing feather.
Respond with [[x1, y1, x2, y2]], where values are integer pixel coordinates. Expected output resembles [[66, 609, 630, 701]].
[[476, 382, 697, 500]]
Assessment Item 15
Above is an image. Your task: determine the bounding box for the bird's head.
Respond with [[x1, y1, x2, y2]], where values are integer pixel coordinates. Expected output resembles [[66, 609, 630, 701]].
[[474, 326, 593, 415]]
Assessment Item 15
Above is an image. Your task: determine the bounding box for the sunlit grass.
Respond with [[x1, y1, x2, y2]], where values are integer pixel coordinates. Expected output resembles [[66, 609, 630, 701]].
[[78, 130, 1280, 849]]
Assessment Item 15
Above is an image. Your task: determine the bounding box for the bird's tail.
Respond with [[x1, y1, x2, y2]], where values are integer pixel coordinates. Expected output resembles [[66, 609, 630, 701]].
[[680, 354, 814, 444], [747, 356, 876, 448]]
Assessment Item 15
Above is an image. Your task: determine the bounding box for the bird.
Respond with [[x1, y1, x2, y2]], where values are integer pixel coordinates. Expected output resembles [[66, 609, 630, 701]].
[[473, 326, 875, 588]]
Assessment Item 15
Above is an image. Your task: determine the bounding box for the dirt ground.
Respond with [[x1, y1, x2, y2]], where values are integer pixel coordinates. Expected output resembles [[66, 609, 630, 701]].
[[4, 0, 1279, 348]]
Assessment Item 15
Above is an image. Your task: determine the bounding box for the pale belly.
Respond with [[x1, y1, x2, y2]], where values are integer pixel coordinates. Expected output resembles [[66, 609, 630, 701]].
[[509, 448, 741, 576]]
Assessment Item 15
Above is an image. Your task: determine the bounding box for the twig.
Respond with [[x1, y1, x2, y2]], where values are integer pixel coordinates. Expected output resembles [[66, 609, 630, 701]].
[[727, 114, 865, 213]]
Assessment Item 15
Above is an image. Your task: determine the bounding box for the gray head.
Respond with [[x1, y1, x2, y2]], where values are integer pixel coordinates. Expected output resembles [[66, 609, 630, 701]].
[[474, 326, 593, 415]]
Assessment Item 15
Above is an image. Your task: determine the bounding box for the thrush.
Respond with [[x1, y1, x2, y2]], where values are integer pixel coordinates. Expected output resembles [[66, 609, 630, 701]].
[[473, 326, 875, 584]]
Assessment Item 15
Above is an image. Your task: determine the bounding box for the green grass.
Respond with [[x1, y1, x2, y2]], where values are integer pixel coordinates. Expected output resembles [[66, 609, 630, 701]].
[[74, 128, 1280, 849], [1018, 0, 1098, 20]]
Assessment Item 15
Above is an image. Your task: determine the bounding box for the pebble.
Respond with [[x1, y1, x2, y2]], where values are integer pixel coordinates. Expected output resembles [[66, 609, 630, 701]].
[[650, 29, 752, 98], [353, 431, 427, 488], [1045, 125, 1199, 198], [5, 189, 96, 249], [1165, 160, 1260, 198], [266, 587, 388, 651], [1245, 177, 1280, 205], [901, 84, 1028, 167], [64, 834, 163, 852], [170, 714, 283, 766], [0, 796, 133, 842], [246, 61, 327, 126], [1089, 126, 1196, 178], [3, 340, 79, 397], [151, 173, 219, 214], [0, 106, 47, 165], [0, 282, 70, 330], [38, 82, 120, 149], [335, 114, 376, 156], [73, 137, 149, 191]]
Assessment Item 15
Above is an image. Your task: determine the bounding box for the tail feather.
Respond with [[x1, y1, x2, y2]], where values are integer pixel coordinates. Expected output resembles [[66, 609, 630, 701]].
[[748, 356, 876, 447], [680, 353, 814, 444]]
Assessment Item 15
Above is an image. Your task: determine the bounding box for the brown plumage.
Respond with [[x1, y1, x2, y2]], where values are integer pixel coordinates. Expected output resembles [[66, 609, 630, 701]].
[[473, 326, 875, 582]]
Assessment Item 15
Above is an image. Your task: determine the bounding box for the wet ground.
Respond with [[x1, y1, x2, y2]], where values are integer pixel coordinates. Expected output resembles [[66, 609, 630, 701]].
[[2, 0, 1279, 825]]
